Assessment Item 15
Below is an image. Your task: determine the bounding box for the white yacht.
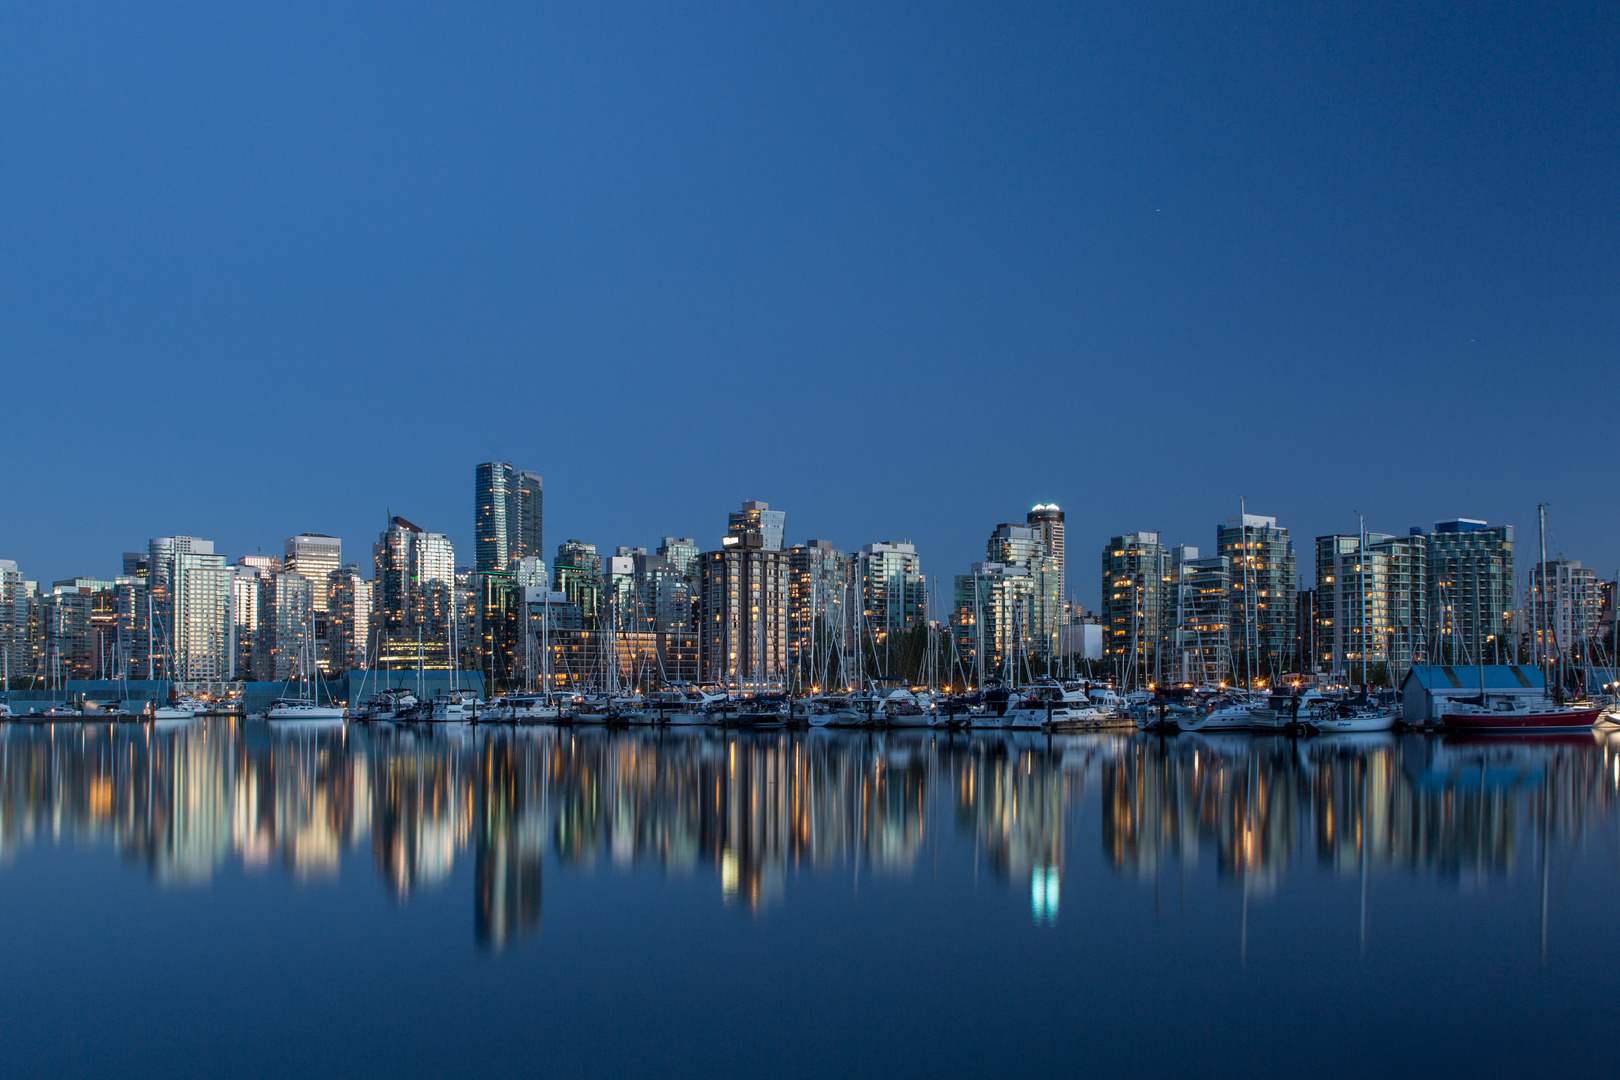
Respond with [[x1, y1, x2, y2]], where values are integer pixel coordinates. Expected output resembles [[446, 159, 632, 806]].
[[1175, 696, 1264, 732], [266, 698, 347, 721]]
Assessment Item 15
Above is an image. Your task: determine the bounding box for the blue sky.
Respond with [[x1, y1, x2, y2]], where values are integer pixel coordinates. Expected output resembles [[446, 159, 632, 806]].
[[2, 2, 1615, 606]]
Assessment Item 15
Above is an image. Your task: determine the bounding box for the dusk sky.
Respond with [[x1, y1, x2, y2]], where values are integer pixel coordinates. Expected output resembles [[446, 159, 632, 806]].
[[3, 2, 1615, 607]]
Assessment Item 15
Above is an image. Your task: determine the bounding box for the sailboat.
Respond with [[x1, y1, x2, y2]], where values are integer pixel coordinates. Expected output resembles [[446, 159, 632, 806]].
[[267, 609, 346, 721]]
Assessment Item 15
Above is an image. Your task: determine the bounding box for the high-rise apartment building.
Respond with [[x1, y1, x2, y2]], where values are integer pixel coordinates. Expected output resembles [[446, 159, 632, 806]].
[[1101, 532, 1166, 682], [256, 571, 314, 681], [634, 552, 694, 633], [1216, 514, 1296, 683], [1026, 504, 1066, 601], [1163, 545, 1230, 686], [373, 516, 456, 669], [857, 541, 926, 646], [474, 462, 543, 574], [1526, 559, 1601, 667], [658, 537, 700, 580], [0, 559, 31, 688], [698, 538, 790, 688], [145, 537, 232, 682], [229, 561, 271, 680], [727, 501, 785, 552], [986, 524, 1062, 658], [952, 561, 1034, 685], [1314, 531, 1427, 683], [788, 540, 851, 686], [1423, 520, 1514, 666]]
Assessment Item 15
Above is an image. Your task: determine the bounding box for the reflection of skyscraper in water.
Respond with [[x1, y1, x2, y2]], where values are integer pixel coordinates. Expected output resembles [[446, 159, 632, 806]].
[[474, 736, 543, 949]]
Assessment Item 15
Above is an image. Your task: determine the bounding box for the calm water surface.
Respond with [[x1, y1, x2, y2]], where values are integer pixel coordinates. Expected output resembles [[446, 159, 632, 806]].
[[2, 720, 1617, 1077]]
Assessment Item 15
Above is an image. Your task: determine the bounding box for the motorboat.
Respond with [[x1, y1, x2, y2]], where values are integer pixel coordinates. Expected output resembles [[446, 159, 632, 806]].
[[734, 696, 788, 728], [882, 689, 930, 728], [152, 702, 196, 721], [1176, 695, 1264, 732]]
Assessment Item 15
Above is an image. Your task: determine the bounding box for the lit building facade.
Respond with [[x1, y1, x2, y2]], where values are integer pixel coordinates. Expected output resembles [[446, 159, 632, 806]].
[[284, 534, 341, 612], [1215, 514, 1297, 683], [986, 524, 1062, 658], [698, 538, 790, 689], [474, 462, 543, 574], [1526, 559, 1601, 667], [1314, 531, 1427, 683], [788, 540, 851, 686], [255, 570, 313, 682], [1026, 504, 1066, 602], [658, 537, 700, 580], [952, 562, 1034, 685], [1423, 520, 1514, 666], [857, 541, 926, 645], [1163, 546, 1230, 686], [553, 540, 603, 628], [727, 501, 785, 552], [373, 516, 456, 670], [1101, 532, 1166, 683], [328, 564, 373, 674]]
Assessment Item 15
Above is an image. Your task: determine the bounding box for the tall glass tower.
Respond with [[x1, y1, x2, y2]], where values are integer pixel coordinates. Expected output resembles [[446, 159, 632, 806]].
[[475, 462, 544, 574]]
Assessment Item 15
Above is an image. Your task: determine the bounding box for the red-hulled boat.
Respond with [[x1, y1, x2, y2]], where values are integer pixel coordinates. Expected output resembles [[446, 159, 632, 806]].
[[1439, 699, 1602, 731]]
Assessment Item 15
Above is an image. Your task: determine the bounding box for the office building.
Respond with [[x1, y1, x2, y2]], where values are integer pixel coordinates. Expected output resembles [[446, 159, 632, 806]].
[[474, 462, 543, 574], [1423, 520, 1515, 666], [1215, 514, 1297, 683], [284, 534, 341, 612], [373, 516, 456, 669], [727, 501, 786, 552], [1101, 532, 1166, 682], [1314, 531, 1427, 684]]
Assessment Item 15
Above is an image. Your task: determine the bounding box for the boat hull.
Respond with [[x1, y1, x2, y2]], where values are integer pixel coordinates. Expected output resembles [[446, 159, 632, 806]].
[[1439, 706, 1602, 731]]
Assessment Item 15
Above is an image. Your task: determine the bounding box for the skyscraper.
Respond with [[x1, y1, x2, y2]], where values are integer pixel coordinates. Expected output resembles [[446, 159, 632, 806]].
[[857, 541, 926, 643], [1026, 503, 1066, 601], [1164, 545, 1230, 686], [373, 516, 456, 669], [146, 536, 232, 682], [698, 541, 790, 688], [553, 540, 603, 627], [986, 524, 1062, 658], [788, 540, 851, 686], [1101, 532, 1166, 683], [475, 462, 543, 574], [327, 564, 373, 674], [1216, 514, 1296, 683], [284, 534, 341, 612]]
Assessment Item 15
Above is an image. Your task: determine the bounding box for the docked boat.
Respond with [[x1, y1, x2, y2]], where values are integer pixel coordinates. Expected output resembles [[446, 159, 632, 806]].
[[266, 698, 347, 721], [151, 702, 196, 721], [1311, 704, 1397, 733], [1439, 697, 1602, 731], [1176, 695, 1264, 732]]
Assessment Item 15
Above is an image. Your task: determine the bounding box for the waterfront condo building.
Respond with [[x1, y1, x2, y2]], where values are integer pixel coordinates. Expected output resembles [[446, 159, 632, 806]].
[[1163, 545, 1231, 686], [1526, 559, 1602, 668], [1215, 514, 1296, 683], [1314, 531, 1427, 685], [788, 540, 851, 687], [1101, 532, 1166, 683], [1026, 503, 1066, 602], [700, 527, 790, 689], [1422, 520, 1514, 666]]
